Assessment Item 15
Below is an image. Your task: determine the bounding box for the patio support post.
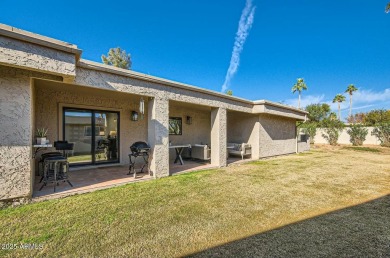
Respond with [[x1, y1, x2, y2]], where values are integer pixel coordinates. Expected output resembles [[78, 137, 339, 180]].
[[147, 97, 169, 178], [211, 107, 227, 167], [251, 120, 260, 160], [0, 68, 33, 201]]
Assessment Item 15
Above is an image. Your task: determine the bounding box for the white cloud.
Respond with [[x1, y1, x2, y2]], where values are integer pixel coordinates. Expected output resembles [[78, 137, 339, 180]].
[[285, 88, 390, 120], [221, 0, 256, 92], [329, 88, 390, 114], [352, 88, 390, 104]]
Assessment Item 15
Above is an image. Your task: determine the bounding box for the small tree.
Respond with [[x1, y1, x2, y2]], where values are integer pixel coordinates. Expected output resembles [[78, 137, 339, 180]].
[[101, 47, 132, 69], [226, 90, 233, 96], [299, 122, 317, 144], [347, 112, 366, 124], [386, 2, 390, 13], [372, 123, 390, 147], [305, 103, 331, 122], [347, 124, 368, 146], [364, 109, 390, 126], [321, 118, 345, 145], [329, 112, 338, 121]]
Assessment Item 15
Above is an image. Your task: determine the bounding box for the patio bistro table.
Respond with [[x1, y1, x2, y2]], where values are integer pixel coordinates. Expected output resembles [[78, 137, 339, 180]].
[[169, 144, 191, 165], [32, 144, 53, 158]]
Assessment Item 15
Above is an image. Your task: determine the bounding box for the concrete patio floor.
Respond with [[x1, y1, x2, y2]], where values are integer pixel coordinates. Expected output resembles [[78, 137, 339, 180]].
[[33, 159, 221, 201], [33, 165, 152, 201]]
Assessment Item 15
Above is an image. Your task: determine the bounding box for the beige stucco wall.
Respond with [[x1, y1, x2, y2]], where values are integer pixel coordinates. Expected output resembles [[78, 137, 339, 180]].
[[147, 98, 169, 177], [0, 35, 76, 79], [297, 138, 310, 152], [253, 103, 306, 120], [211, 107, 227, 167], [168, 103, 211, 161], [74, 65, 254, 114], [258, 114, 297, 158], [0, 66, 61, 200], [227, 112, 260, 159], [313, 127, 381, 145], [34, 80, 148, 165]]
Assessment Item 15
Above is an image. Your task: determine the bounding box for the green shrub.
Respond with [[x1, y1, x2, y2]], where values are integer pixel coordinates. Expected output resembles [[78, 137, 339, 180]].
[[347, 124, 368, 146], [321, 119, 345, 145], [372, 123, 390, 147], [299, 122, 317, 144]]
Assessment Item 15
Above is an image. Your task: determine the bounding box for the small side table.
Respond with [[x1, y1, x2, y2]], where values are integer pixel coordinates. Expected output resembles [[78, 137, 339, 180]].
[[32, 144, 53, 158]]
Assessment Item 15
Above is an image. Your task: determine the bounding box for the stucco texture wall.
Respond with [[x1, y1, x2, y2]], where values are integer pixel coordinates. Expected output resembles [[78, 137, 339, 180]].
[[168, 103, 211, 161], [34, 80, 148, 165], [259, 114, 297, 158], [314, 127, 381, 145], [74, 66, 254, 114], [227, 111, 260, 159], [0, 66, 61, 200], [297, 138, 310, 152], [0, 35, 76, 78]]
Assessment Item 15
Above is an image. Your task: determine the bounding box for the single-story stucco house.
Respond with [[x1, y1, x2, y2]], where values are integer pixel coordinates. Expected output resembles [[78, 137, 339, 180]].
[[0, 24, 309, 203]]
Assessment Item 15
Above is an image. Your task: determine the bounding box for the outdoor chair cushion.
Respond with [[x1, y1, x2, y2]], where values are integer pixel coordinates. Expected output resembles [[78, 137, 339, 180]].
[[227, 142, 252, 160], [233, 144, 242, 151], [192, 144, 211, 160]]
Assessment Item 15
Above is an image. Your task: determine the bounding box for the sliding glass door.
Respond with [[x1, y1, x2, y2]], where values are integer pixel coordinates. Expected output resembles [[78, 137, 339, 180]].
[[63, 108, 120, 166]]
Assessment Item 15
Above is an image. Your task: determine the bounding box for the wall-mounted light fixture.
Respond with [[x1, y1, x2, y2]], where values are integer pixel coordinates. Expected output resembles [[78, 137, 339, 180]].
[[139, 97, 145, 120], [186, 116, 192, 125], [131, 111, 138, 121]]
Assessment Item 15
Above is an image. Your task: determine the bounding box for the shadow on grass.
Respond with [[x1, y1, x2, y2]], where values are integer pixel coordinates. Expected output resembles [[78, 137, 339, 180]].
[[188, 195, 390, 257]]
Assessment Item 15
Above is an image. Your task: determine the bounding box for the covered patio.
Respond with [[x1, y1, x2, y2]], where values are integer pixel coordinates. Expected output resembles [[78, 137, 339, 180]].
[[227, 110, 260, 161], [168, 101, 213, 169], [33, 160, 217, 200], [32, 78, 153, 199], [31, 80, 224, 200]]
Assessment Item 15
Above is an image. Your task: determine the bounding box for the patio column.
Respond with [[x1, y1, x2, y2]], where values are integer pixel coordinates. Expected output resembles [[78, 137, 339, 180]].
[[0, 68, 33, 201], [251, 120, 260, 160], [211, 107, 227, 167], [147, 97, 169, 178]]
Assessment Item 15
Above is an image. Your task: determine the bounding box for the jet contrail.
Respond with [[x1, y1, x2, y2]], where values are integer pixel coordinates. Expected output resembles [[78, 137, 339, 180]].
[[221, 0, 256, 92]]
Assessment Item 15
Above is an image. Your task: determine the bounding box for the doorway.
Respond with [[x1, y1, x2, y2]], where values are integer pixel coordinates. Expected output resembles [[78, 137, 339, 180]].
[[63, 108, 120, 166]]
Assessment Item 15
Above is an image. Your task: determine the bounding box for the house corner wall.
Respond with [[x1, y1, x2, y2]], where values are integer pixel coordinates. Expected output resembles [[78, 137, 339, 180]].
[[297, 138, 311, 152], [258, 114, 297, 158], [0, 67, 33, 200]]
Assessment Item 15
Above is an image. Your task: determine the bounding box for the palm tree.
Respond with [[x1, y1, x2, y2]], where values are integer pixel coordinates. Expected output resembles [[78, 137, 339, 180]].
[[291, 78, 308, 109], [332, 94, 346, 120], [345, 84, 358, 118]]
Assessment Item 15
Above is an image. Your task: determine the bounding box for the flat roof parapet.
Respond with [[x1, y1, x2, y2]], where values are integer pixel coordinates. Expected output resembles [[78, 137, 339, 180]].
[[0, 23, 82, 58]]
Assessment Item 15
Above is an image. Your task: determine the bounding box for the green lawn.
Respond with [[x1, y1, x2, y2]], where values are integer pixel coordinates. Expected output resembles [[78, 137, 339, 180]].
[[1, 145, 389, 257]]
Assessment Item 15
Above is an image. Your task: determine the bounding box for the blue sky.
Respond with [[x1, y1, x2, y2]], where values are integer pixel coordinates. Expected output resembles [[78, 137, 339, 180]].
[[2, 0, 390, 119]]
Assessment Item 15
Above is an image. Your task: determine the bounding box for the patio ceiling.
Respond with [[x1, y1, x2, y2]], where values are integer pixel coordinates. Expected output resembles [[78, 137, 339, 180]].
[[169, 100, 212, 112], [34, 78, 145, 102]]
